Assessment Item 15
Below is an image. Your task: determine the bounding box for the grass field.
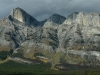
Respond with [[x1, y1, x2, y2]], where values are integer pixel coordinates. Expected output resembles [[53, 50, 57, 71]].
[[0, 60, 100, 75]]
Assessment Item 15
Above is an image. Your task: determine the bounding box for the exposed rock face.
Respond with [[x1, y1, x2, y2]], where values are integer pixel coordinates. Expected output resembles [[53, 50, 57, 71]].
[[10, 7, 38, 26], [0, 7, 41, 50], [58, 12, 100, 51], [44, 14, 66, 27], [63, 12, 100, 26], [1, 7, 100, 66], [56, 12, 100, 66], [47, 14, 66, 24]]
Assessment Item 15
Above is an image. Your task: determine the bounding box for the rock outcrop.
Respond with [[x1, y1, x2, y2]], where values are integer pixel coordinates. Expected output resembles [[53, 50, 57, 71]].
[[43, 13, 66, 28], [1, 7, 100, 67], [58, 12, 100, 50], [63, 12, 100, 26], [10, 7, 39, 26]]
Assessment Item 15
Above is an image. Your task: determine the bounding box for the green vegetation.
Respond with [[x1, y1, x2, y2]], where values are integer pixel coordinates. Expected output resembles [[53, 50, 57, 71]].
[[0, 60, 63, 75], [11, 53, 24, 58], [35, 49, 55, 59], [0, 51, 10, 60], [0, 60, 100, 75], [34, 52, 44, 57], [0, 49, 13, 60]]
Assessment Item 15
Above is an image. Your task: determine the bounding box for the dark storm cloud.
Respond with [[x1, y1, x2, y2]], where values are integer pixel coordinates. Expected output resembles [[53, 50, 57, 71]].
[[0, 0, 100, 21]]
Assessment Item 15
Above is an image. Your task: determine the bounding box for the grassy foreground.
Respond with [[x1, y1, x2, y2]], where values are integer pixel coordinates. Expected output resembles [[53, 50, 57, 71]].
[[0, 61, 100, 75]]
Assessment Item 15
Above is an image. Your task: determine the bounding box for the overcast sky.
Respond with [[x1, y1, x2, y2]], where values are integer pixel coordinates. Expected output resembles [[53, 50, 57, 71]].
[[0, 0, 100, 21]]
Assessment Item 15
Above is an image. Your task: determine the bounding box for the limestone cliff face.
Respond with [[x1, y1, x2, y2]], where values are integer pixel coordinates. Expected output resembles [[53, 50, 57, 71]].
[[47, 14, 66, 24], [56, 12, 100, 66], [10, 7, 38, 26], [63, 12, 100, 26], [43, 14, 66, 27], [0, 7, 41, 50], [58, 12, 100, 50], [1, 7, 100, 66]]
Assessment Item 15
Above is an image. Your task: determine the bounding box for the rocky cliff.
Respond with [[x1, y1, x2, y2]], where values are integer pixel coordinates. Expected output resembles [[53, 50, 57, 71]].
[[10, 7, 39, 26], [0, 7, 100, 68]]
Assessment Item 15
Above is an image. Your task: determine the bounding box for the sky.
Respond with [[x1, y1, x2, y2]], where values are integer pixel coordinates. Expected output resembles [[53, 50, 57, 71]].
[[0, 0, 100, 21]]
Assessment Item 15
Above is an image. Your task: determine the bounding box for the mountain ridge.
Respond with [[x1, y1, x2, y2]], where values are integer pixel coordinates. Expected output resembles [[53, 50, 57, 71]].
[[1, 7, 100, 68], [10, 7, 39, 27]]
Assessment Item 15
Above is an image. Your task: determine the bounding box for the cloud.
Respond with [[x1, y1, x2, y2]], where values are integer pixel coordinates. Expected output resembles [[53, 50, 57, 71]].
[[0, 0, 100, 21]]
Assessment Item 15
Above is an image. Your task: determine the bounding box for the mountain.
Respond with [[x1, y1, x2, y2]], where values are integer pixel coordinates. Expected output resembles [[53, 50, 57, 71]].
[[10, 7, 39, 26], [58, 12, 100, 50], [57, 12, 100, 66], [0, 7, 100, 69], [43, 14, 66, 28]]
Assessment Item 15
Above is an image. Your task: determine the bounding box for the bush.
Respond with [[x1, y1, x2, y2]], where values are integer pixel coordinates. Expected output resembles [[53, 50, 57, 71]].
[[0, 51, 10, 60], [34, 52, 44, 57]]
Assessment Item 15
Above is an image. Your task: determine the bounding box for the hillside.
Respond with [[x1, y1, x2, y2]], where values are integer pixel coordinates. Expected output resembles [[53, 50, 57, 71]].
[[0, 7, 100, 69]]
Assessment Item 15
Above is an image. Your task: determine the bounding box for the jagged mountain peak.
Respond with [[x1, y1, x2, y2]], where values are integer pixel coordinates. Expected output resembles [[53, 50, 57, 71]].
[[10, 7, 38, 26], [11, 7, 24, 13], [43, 13, 66, 27], [1, 8, 100, 67], [47, 13, 66, 24], [51, 13, 65, 17], [63, 11, 100, 25], [70, 12, 99, 16]]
